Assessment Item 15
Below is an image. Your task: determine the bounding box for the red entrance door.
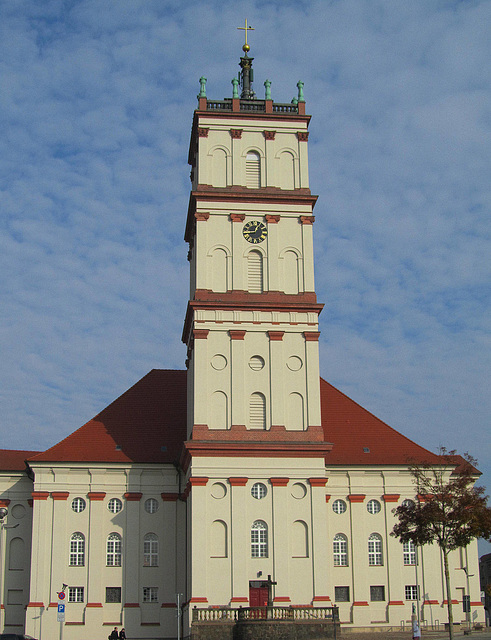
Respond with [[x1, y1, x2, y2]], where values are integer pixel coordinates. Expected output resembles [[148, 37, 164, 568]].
[[249, 582, 268, 618]]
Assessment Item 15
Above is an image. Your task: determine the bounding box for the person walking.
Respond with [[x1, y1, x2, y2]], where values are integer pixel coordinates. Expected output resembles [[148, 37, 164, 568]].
[[119, 628, 126, 640], [109, 627, 119, 640]]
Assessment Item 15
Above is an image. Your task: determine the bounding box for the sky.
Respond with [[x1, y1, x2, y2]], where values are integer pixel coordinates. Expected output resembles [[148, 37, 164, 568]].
[[0, 0, 489, 553]]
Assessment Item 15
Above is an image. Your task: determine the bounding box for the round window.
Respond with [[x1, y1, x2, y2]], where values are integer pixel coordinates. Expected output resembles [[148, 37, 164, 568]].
[[332, 499, 347, 514], [144, 498, 159, 514], [402, 499, 415, 508], [108, 498, 123, 514], [251, 482, 267, 499], [367, 499, 381, 514], [71, 498, 86, 513]]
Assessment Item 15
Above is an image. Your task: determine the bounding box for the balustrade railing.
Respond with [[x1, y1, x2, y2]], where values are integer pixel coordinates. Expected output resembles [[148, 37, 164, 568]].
[[192, 605, 339, 623], [204, 100, 299, 114]]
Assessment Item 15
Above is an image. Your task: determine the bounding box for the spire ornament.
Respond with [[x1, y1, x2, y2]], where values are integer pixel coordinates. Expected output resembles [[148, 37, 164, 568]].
[[237, 19, 254, 53]]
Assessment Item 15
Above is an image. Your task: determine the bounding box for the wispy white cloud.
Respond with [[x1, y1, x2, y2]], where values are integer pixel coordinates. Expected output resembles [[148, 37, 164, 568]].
[[0, 0, 489, 553]]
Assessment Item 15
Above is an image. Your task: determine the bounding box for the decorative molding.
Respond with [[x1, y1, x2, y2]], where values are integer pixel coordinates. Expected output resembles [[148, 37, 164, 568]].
[[124, 492, 142, 501], [161, 492, 179, 502], [300, 215, 315, 225], [229, 330, 246, 340], [268, 331, 284, 341], [388, 601, 404, 606], [0, 499, 11, 507], [51, 492, 69, 501], [308, 478, 328, 487], [423, 600, 439, 605], [197, 127, 209, 138], [230, 597, 248, 603], [325, 494, 331, 502], [31, 492, 49, 501], [297, 131, 309, 141], [274, 596, 291, 602], [230, 129, 243, 139], [312, 596, 331, 602], [189, 597, 208, 603], [353, 601, 369, 606], [189, 477, 209, 486], [161, 602, 177, 608], [264, 130, 276, 140], [193, 329, 209, 339], [228, 477, 248, 486], [348, 494, 366, 503], [194, 212, 210, 221], [230, 213, 246, 222], [27, 602, 45, 608], [86, 602, 103, 608], [304, 331, 320, 341], [265, 214, 280, 223], [270, 477, 289, 487], [123, 602, 140, 608], [382, 494, 400, 502], [88, 492, 106, 501]]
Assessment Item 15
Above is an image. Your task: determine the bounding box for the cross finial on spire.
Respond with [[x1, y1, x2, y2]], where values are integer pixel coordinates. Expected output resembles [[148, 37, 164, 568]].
[[237, 19, 254, 53]]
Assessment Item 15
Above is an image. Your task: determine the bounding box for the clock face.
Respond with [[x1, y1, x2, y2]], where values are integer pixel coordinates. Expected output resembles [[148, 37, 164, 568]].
[[243, 220, 267, 244]]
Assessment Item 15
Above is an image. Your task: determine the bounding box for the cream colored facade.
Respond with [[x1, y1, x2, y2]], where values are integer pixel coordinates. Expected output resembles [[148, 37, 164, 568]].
[[0, 54, 485, 640]]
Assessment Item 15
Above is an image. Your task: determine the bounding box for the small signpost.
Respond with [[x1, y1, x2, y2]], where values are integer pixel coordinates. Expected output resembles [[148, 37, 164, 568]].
[[57, 603, 65, 622], [57, 584, 67, 640]]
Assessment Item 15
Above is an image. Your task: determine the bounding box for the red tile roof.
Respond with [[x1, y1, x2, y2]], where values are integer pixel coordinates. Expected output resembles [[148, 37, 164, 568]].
[[320, 378, 441, 466], [28, 370, 187, 464], [24, 370, 441, 467], [0, 449, 39, 471]]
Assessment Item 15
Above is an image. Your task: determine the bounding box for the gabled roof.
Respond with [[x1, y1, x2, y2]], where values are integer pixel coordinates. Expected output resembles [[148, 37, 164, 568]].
[[28, 370, 187, 465], [24, 369, 440, 467], [0, 449, 39, 471], [320, 378, 441, 466]]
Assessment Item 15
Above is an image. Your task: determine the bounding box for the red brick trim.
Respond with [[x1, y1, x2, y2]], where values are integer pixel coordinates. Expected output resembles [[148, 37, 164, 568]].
[[27, 602, 45, 607], [471, 601, 484, 606], [65, 622, 84, 625], [423, 600, 439, 605], [265, 214, 280, 223], [230, 213, 246, 222], [161, 493, 179, 502], [197, 127, 209, 137], [51, 492, 69, 500], [418, 493, 432, 503], [388, 601, 404, 606], [161, 602, 176, 608], [297, 131, 309, 141], [268, 331, 284, 341], [189, 477, 209, 486], [383, 494, 400, 502], [353, 601, 369, 606], [274, 596, 292, 602], [230, 129, 243, 139], [0, 499, 11, 507], [230, 330, 246, 340], [86, 602, 103, 608], [348, 494, 366, 503], [230, 597, 248, 603], [124, 603, 140, 608], [124, 492, 142, 501], [48, 602, 58, 608], [141, 622, 160, 626], [443, 600, 459, 605], [264, 131, 276, 140], [193, 329, 209, 339], [28, 499, 33, 507], [88, 492, 106, 501], [312, 596, 331, 602], [325, 495, 331, 502], [300, 215, 315, 225], [189, 597, 208, 603], [31, 492, 49, 501], [270, 478, 289, 487], [309, 478, 328, 487], [228, 477, 248, 486], [304, 331, 320, 341], [194, 212, 210, 221]]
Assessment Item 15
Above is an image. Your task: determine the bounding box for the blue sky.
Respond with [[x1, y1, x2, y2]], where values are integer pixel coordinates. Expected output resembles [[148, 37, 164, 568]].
[[1, 0, 490, 553]]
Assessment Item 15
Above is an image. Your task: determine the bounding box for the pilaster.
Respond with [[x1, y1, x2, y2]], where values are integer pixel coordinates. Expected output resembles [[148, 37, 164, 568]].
[[229, 478, 248, 602], [304, 332, 321, 428], [268, 331, 285, 428], [309, 479, 330, 604], [190, 478, 209, 602], [270, 478, 290, 601], [230, 330, 246, 428]]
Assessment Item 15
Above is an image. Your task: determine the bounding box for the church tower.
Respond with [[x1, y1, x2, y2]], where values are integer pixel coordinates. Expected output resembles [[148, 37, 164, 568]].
[[181, 37, 333, 609]]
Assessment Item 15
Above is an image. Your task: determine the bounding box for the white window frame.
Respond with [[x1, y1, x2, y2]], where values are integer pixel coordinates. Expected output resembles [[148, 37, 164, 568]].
[[403, 540, 417, 565], [405, 585, 419, 600], [68, 586, 84, 603], [251, 520, 268, 558], [71, 497, 86, 513], [69, 533, 85, 566], [367, 499, 381, 514], [333, 534, 348, 566], [143, 586, 158, 602], [332, 499, 347, 514], [106, 533, 122, 566], [251, 483, 267, 499], [368, 533, 383, 566], [108, 498, 123, 514], [143, 533, 159, 567], [144, 498, 159, 514]]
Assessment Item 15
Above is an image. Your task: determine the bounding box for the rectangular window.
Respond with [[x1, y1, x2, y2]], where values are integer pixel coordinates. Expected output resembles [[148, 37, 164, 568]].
[[143, 587, 158, 603], [370, 585, 385, 601], [68, 587, 84, 603], [403, 541, 417, 565], [106, 587, 122, 603], [405, 585, 419, 600], [368, 536, 382, 566], [334, 586, 350, 602]]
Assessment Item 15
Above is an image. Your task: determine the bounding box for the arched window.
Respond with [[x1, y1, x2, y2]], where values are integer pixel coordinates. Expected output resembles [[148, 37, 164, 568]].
[[249, 392, 266, 430], [247, 250, 263, 293], [106, 533, 122, 566], [69, 532, 85, 566], [143, 533, 159, 567], [251, 520, 268, 558], [368, 533, 383, 566], [333, 534, 348, 566], [246, 151, 261, 188], [403, 540, 417, 565]]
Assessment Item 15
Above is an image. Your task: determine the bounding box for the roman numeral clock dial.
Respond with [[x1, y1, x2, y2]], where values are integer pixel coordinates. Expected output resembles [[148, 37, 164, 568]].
[[242, 220, 267, 244]]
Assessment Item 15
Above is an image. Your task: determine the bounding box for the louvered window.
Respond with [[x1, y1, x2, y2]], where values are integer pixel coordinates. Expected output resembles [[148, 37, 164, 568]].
[[246, 151, 261, 188], [249, 392, 266, 429], [247, 250, 263, 293]]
